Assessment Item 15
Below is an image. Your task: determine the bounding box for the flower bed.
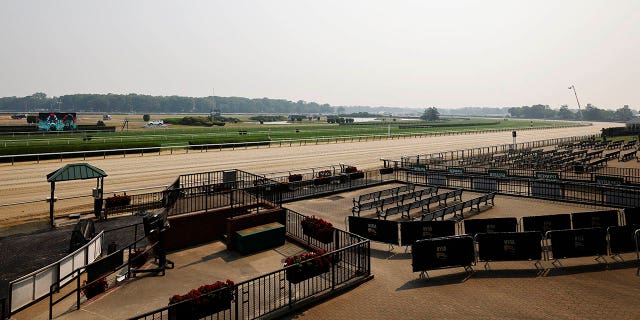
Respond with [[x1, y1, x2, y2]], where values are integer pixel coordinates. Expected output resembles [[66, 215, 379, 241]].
[[301, 216, 334, 243], [168, 280, 234, 320], [284, 250, 332, 283], [316, 170, 332, 178], [344, 166, 358, 173], [105, 194, 131, 208]]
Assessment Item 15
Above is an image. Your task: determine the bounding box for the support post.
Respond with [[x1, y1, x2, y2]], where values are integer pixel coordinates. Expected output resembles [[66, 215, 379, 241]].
[[50, 182, 55, 227]]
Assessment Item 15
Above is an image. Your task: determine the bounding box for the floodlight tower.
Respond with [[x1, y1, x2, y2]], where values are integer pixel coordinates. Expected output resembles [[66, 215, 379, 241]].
[[568, 85, 583, 123]]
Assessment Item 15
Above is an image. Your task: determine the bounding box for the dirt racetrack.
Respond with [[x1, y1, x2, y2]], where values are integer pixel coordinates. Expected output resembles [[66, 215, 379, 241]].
[[0, 122, 620, 232]]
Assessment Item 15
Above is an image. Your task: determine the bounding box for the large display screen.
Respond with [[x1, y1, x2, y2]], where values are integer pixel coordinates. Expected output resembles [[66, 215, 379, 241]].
[[37, 112, 77, 131]]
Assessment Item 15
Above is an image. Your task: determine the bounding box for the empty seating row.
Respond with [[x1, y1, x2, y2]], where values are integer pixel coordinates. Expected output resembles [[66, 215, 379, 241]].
[[619, 150, 636, 162], [352, 184, 416, 209], [421, 193, 496, 222], [378, 189, 463, 220], [352, 186, 437, 216]]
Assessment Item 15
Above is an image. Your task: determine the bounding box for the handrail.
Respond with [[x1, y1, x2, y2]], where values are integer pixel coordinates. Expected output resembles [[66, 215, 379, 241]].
[[48, 234, 152, 319], [8, 231, 104, 314]]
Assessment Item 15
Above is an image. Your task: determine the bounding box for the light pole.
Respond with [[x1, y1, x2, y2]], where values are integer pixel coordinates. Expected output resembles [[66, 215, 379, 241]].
[[568, 85, 583, 123]]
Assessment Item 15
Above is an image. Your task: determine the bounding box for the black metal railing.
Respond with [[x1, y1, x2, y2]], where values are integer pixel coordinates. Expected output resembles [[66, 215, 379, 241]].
[[400, 169, 640, 208], [400, 135, 594, 166], [104, 191, 165, 218], [49, 235, 155, 319], [273, 169, 395, 202], [129, 210, 371, 320]]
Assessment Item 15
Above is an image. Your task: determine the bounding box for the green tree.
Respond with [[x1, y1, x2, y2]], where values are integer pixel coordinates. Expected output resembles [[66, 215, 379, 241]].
[[558, 105, 574, 119], [421, 107, 440, 121], [614, 105, 634, 121], [143, 114, 150, 122]]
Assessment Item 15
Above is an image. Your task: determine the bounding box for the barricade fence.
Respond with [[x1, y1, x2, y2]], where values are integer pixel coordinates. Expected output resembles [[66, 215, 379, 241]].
[[411, 226, 640, 277], [348, 210, 639, 255], [129, 209, 371, 320]]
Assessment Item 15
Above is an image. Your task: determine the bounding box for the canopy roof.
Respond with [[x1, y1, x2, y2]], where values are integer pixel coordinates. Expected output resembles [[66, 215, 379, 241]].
[[46, 163, 107, 182]]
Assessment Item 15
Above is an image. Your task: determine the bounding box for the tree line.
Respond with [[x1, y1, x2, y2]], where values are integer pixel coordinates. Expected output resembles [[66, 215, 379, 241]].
[[508, 104, 635, 122], [0, 92, 334, 114]]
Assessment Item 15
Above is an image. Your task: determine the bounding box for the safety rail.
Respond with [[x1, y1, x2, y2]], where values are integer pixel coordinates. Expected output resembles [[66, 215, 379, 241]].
[[48, 235, 155, 319], [8, 231, 103, 314]]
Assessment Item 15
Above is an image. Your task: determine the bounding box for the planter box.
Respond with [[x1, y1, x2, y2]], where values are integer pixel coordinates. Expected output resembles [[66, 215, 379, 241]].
[[286, 265, 331, 284], [302, 226, 334, 244], [105, 195, 131, 208], [350, 172, 365, 180], [313, 177, 331, 186], [288, 174, 303, 182], [169, 299, 231, 320]]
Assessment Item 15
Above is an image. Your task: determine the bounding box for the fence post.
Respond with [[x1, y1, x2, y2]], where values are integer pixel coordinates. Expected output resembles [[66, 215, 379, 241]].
[[76, 270, 81, 311], [288, 280, 293, 309], [49, 285, 53, 320], [234, 286, 239, 320], [331, 252, 336, 291]]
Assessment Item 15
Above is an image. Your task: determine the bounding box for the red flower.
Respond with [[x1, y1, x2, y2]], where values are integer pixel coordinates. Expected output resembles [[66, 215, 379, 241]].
[[168, 280, 235, 306]]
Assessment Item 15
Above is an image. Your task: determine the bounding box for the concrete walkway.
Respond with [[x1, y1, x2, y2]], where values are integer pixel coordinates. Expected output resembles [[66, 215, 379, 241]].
[[12, 188, 640, 320]]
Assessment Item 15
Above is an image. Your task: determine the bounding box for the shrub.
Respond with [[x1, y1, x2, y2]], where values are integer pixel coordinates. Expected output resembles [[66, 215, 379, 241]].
[[143, 114, 151, 122]]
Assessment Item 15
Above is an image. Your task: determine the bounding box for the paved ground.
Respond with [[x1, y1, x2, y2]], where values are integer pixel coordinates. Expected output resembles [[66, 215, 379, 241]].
[[9, 187, 638, 320]]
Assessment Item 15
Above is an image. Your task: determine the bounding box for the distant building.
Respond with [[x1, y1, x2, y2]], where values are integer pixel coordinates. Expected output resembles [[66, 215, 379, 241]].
[[625, 117, 640, 131]]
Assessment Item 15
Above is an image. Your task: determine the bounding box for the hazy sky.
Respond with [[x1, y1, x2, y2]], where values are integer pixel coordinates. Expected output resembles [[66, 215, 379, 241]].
[[1, 0, 638, 109]]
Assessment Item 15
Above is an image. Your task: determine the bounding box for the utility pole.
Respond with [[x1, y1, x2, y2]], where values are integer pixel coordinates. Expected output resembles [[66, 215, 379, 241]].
[[568, 85, 583, 123]]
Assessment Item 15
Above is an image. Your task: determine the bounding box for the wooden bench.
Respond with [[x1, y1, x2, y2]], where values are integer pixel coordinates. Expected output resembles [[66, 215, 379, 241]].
[[233, 222, 285, 254]]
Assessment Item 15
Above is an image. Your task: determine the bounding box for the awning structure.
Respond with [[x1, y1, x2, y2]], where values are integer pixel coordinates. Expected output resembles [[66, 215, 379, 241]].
[[46, 163, 107, 226], [47, 163, 107, 182]]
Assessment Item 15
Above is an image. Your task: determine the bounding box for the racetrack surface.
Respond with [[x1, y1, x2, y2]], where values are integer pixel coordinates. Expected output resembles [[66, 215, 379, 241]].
[[0, 122, 619, 230]]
